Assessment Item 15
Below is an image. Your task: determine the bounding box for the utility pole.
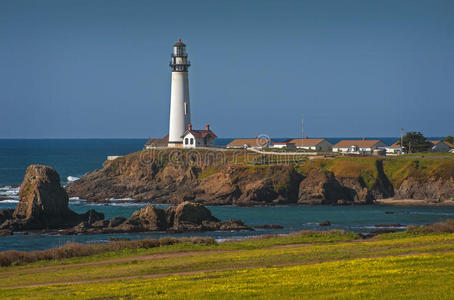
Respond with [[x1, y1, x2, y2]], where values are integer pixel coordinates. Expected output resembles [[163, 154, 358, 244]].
[[401, 128, 404, 154], [301, 116, 304, 147]]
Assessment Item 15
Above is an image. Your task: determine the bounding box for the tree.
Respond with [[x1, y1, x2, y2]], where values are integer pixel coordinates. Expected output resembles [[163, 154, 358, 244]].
[[444, 136, 454, 145], [401, 132, 432, 153]]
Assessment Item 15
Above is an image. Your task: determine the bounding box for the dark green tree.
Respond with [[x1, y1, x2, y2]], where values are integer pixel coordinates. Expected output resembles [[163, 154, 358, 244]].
[[401, 132, 432, 153], [444, 136, 454, 145]]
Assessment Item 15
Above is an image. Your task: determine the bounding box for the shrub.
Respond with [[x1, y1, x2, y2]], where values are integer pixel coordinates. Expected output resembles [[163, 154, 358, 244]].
[[0, 236, 216, 267], [407, 219, 454, 234]]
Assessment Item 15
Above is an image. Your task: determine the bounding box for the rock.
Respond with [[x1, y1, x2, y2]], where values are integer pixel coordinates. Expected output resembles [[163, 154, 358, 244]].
[[374, 224, 403, 228], [218, 219, 252, 231], [80, 209, 105, 225], [0, 209, 14, 224], [253, 224, 284, 229], [0, 229, 13, 236], [173, 201, 218, 227], [394, 178, 454, 201], [298, 171, 348, 204], [319, 221, 331, 226], [169, 202, 251, 232], [0, 165, 104, 232], [109, 216, 127, 227], [235, 179, 278, 206], [44, 201, 252, 235], [118, 205, 167, 232], [8, 165, 81, 229], [91, 220, 110, 228], [165, 206, 176, 227]]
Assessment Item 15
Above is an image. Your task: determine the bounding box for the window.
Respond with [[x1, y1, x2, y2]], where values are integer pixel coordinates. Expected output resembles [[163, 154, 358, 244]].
[[190, 138, 194, 145], [185, 138, 188, 145]]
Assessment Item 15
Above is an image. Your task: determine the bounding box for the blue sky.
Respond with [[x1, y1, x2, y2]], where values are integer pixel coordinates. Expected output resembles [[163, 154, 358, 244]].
[[0, 0, 453, 138]]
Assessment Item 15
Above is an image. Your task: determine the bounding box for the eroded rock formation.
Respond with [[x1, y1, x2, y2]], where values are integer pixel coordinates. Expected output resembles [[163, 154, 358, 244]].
[[0, 165, 102, 231]]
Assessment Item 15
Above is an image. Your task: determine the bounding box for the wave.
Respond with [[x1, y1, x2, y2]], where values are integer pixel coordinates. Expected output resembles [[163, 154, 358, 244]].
[[0, 199, 19, 203], [67, 176, 80, 183], [0, 186, 20, 196]]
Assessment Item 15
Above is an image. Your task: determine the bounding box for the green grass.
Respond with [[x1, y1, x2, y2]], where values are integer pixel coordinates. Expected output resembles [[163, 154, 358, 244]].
[[4, 252, 452, 300], [384, 157, 454, 187], [2, 232, 454, 299], [404, 152, 454, 157]]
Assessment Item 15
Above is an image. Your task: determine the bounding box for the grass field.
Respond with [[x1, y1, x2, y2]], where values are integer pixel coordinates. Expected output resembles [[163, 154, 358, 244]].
[[1, 230, 454, 299]]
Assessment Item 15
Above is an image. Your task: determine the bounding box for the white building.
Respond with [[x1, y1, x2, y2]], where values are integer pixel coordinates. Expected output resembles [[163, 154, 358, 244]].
[[385, 141, 403, 155], [181, 124, 217, 148], [168, 39, 191, 147], [271, 142, 296, 149], [333, 139, 386, 155], [287, 138, 333, 152]]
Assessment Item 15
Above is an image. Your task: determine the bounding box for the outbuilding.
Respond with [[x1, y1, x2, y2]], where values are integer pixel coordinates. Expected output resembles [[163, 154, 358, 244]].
[[181, 124, 217, 148], [287, 138, 333, 152]]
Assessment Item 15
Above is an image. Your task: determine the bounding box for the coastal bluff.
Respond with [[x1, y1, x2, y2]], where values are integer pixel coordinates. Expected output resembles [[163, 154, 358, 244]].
[[66, 149, 454, 205]]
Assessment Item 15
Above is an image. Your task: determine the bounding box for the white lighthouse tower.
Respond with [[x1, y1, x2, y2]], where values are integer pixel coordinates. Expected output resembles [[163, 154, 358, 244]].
[[168, 39, 191, 147]]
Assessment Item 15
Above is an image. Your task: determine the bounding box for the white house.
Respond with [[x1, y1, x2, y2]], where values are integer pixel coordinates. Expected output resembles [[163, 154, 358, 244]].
[[333, 139, 386, 155], [271, 142, 296, 149], [181, 124, 217, 148], [385, 141, 403, 155], [287, 138, 333, 152], [429, 140, 453, 152]]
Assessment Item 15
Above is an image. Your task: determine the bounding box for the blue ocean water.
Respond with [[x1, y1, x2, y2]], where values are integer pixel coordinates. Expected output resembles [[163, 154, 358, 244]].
[[0, 138, 448, 251]]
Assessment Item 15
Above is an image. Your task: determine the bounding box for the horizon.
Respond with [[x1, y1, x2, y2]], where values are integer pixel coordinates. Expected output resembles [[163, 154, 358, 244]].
[[1, 0, 453, 138]]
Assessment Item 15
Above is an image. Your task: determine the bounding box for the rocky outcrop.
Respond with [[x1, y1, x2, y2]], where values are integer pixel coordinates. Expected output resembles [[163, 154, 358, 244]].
[[115, 205, 167, 232], [298, 171, 348, 205], [394, 178, 454, 201], [0, 209, 13, 224], [0, 165, 104, 231], [63, 201, 251, 234]]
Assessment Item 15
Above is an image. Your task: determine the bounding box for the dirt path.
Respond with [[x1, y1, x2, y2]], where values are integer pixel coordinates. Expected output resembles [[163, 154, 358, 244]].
[[0, 249, 237, 277], [0, 241, 340, 279], [4, 249, 454, 290]]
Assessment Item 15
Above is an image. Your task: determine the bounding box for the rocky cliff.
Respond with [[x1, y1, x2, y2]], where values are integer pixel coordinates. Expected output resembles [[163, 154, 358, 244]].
[[65, 149, 454, 205]]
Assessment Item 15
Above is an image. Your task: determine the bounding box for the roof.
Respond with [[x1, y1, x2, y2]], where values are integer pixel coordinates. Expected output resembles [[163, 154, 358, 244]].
[[145, 135, 169, 147], [287, 138, 330, 147], [389, 140, 402, 148], [173, 38, 186, 47], [333, 140, 385, 148], [445, 142, 454, 149], [429, 140, 442, 145], [227, 138, 268, 148], [182, 129, 217, 139]]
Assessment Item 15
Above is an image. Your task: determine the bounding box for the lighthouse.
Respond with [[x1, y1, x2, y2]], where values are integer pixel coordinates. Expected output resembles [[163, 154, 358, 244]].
[[168, 39, 191, 147]]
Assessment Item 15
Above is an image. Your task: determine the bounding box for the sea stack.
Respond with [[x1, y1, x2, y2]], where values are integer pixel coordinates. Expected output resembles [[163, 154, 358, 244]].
[[168, 38, 191, 147], [0, 164, 104, 231]]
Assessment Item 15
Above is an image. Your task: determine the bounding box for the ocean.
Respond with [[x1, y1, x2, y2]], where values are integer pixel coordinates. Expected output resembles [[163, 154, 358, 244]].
[[0, 138, 449, 251]]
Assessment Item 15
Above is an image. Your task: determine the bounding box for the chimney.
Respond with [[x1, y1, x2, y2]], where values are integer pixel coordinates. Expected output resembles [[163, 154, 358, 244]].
[[205, 124, 210, 131], [188, 123, 192, 131]]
